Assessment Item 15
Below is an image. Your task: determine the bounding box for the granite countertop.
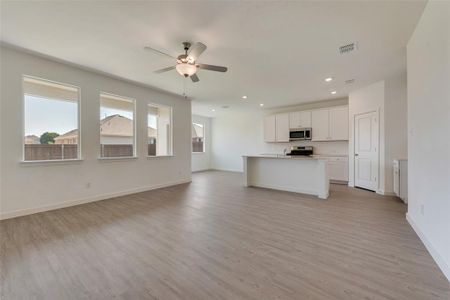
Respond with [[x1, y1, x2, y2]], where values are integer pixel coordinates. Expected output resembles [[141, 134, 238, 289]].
[[243, 154, 321, 160], [311, 154, 349, 158]]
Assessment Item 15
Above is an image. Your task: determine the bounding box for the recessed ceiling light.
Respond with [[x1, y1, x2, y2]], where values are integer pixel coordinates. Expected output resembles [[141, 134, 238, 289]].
[[331, 91, 337, 95], [211, 109, 216, 112], [325, 77, 333, 82], [242, 95, 247, 99], [260, 103, 264, 107]]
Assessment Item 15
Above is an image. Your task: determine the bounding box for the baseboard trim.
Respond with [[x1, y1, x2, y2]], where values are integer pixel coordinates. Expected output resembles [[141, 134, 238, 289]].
[[0, 178, 192, 221], [406, 213, 450, 282], [210, 168, 243, 173], [192, 169, 212, 173]]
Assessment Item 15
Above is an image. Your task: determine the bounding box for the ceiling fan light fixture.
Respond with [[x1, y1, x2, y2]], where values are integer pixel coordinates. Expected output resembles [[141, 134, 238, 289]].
[[176, 63, 197, 77]]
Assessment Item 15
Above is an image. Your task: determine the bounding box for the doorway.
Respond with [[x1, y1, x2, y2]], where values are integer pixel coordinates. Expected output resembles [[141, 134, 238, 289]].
[[354, 111, 379, 191]]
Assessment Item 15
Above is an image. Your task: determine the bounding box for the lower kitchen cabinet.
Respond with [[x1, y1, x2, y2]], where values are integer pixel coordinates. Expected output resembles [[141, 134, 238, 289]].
[[315, 156, 349, 182]]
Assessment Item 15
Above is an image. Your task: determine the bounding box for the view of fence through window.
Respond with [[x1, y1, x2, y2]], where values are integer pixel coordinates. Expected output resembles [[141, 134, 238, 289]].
[[148, 104, 172, 156], [192, 122, 205, 153], [23, 76, 79, 161], [99, 93, 135, 158]]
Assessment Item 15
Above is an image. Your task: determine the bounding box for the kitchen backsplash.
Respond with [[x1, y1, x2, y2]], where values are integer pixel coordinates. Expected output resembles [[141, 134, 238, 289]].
[[264, 140, 348, 156]]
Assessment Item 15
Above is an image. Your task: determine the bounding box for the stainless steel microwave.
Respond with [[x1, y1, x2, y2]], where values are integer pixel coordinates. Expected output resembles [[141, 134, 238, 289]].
[[289, 128, 312, 141]]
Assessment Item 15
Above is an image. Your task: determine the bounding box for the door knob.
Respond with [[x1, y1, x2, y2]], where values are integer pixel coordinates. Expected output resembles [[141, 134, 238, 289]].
[[355, 153, 359, 156]]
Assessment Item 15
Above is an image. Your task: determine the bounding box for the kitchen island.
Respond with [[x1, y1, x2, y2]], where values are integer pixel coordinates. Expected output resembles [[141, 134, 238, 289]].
[[243, 155, 329, 199]]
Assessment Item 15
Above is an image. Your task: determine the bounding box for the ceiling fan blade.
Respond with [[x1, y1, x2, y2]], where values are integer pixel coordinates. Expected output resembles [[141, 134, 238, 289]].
[[197, 64, 228, 72], [190, 74, 200, 82], [144, 46, 177, 59], [188, 42, 207, 61], [154, 66, 175, 73]]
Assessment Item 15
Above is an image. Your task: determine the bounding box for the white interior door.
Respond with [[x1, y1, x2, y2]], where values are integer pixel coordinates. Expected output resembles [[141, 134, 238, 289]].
[[354, 111, 378, 191]]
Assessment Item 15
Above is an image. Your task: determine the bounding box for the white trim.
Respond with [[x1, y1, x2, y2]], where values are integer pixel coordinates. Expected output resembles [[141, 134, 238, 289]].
[[210, 168, 243, 173], [20, 158, 84, 166], [191, 169, 212, 173], [406, 213, 450, 282], [147, 102, 173, 156], [98, 156, 138, 161], [0, 179, 192, 220], [22, 74, 82, 161], [147, 155, 174, 159], [99, 92, 137, 158]]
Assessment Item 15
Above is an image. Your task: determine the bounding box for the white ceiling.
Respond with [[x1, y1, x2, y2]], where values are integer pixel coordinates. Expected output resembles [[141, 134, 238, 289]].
[[1, 1, 426, 117]]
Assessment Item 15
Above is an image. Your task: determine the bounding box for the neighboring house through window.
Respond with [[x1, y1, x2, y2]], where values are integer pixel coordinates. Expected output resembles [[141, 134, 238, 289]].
[[99, 93, 136, 158], [148, 103, 172, 156], [192, 122, 205, 153], [23, 76, 80, 161]]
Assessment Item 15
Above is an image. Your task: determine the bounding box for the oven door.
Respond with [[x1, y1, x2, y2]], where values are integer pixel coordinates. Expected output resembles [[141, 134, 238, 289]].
[[289, 130, 305, 140]]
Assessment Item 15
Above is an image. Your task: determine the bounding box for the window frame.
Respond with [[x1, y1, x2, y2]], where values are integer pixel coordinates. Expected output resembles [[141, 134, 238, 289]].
[[192, 121, 206, 154], [98, 92, 137, 159], [147, 102, 173, 157], [22, 75, 82, 163]]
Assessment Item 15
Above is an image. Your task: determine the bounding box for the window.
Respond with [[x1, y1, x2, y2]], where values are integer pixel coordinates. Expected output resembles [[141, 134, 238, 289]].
[[148, 104, 172, 156], [23, 76, 80, 161], [100, 93, 135, 158], [192, 122, 205, 153]]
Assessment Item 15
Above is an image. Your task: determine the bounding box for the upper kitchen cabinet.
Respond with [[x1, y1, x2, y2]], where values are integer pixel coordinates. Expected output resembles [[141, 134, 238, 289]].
[[311, 109, 330, 141], [311, 106, 349, 141], [264, 115, 276, 142], [329, 106, 349, 140], [289, 111, 312, 129], [264, 113, 290, 143], [275, 113, 290, 142]]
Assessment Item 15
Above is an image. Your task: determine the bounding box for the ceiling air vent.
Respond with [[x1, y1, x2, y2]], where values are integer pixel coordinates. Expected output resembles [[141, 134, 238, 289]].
[[345, 79, 355, 84], [339, 42, 358, 54]]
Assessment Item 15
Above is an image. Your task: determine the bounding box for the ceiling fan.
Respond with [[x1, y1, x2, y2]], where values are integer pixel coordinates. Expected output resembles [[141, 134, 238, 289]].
[[145, 42, 228, 83]]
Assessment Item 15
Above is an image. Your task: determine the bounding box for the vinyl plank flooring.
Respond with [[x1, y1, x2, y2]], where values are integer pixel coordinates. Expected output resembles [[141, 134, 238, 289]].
[[1, 171, 449, 300]]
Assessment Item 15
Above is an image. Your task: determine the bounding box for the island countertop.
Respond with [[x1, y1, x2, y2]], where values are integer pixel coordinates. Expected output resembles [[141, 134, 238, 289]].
[[242, 154, 326, 160], [242, 155, 329, 199]]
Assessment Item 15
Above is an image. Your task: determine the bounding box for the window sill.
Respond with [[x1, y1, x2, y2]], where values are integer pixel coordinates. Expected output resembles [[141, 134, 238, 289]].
[[98, 156, 138, 161], [20, 158, 84, 166], [192, 152, 206, 155], [147, 155, 174, 159]]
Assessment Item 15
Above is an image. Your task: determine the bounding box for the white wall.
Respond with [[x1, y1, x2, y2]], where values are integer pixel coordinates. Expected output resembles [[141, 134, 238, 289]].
[[349, 81, 385, 192], [0, 46, 192, 219], [348, 72, 407, 195], [191, 114, 211, 172], [211, 99, 349, 172], [384, 72, 408, 193], [406, 1, 450, 281]]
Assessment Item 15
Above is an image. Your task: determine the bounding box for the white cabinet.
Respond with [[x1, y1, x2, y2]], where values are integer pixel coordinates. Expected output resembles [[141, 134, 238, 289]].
[[329, 106, 349, 140], [393, 159, 408, 203], [264, 115, 276, 142], [289, 111, 311, 129], [315, 156, 349, 182], [275, 113, 290, 142], [311, 109, 330, 141], [263, 113, 289, 142], [327, 157, 349, 182], [264, 106, 348, 143], [312, 106, 348, 141]]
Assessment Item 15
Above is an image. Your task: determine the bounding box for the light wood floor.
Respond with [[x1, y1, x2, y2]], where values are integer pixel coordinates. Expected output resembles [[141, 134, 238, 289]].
[[1, 171, 449, 300]]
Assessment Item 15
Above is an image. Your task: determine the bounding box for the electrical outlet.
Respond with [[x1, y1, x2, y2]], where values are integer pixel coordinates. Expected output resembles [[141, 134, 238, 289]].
[[420, 204, 425, 216]]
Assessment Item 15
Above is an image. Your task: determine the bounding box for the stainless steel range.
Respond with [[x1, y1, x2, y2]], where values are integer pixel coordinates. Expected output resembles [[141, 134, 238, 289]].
[[286, 146, 313, 156]]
